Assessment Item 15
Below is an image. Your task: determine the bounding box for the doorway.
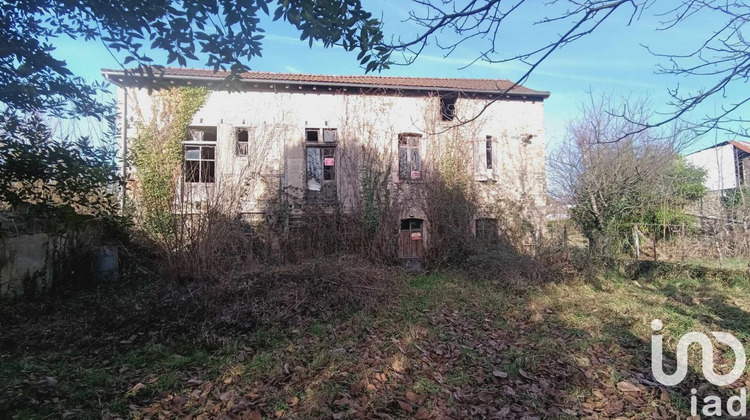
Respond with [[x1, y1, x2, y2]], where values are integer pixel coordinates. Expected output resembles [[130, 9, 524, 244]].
[[399, 218, 424, 259]]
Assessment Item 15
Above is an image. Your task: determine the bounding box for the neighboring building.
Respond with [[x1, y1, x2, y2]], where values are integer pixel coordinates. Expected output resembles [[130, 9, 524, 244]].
[[545, 196, 571, 222], [685, 141, 750, 218], [102, 68, 549, 259]]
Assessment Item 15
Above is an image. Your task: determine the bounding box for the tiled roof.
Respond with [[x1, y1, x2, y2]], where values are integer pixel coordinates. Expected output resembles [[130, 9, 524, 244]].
[[688, 140, 750, 155], [102, 67, 549, 98], [730, 141, 750, 154]]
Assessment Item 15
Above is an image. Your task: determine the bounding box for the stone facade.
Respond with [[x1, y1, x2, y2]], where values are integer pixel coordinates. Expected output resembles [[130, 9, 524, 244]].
[[110, 70, 549, 252]]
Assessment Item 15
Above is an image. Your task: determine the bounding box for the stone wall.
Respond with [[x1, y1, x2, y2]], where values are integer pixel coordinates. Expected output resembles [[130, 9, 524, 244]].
[[0, 213, 110, 298], [687, 190, 725, 221]]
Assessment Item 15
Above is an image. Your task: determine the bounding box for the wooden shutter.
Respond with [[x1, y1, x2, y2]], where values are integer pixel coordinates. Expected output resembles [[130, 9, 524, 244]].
[[285, 133, 305, 196], [474, 139, 487, 181], [491, 136, 500, 181]]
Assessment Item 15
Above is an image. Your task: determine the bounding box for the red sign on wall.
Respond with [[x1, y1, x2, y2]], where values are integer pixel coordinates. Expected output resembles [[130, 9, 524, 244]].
[[324, 157, 335, 166], [411, 232, 422, 241]]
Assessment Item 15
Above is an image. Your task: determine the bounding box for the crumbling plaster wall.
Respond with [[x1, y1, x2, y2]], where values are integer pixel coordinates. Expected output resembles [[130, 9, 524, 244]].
[[122, 87, 546, 231]]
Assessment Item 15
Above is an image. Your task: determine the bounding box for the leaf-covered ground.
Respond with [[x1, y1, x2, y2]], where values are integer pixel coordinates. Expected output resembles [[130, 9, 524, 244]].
[[2, 263, 750, 419]]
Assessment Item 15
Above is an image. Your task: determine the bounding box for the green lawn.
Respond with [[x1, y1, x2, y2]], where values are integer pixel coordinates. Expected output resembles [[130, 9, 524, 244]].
[[686, 256, 750, 271], [2, 263, 750, 418]]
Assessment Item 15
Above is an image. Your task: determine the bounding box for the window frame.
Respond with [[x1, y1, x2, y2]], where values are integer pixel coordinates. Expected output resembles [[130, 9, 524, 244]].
[[475, 218, 500, 245], [439, 95, 458, 121], [235, 128, 249, 157], [183, 126, 217, 184], [398, 133, 422, 181], [305, 128, 320, 142], [305, 128, 338, 201]]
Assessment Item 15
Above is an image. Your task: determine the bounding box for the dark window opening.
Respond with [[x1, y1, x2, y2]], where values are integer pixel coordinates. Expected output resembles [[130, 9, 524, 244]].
[[305, 128, 319, 142], [400, 219, 423, 230], [184, 145, 216, 183], [236, 129, 249, 156], [398, 133, 422, 180], [440, 95, 457, 121], [486, 136, 493, 170], [476, 218, 499, 245]]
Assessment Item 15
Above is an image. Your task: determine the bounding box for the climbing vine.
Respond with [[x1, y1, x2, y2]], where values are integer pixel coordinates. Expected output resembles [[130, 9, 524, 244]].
[[131, 86, 209, 236]]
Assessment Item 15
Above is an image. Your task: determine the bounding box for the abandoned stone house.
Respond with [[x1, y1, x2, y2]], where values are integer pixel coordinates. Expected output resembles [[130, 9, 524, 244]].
[[102, 68, 549, 259]]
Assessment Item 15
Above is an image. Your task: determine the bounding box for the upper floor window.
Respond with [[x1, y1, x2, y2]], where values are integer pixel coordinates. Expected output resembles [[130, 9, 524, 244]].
[[235, 129, 249, 156], [398, 133, 422, 180], [476, 135, 498, 181], [440, 95, 457, 121], [184, 127, 216, 183]]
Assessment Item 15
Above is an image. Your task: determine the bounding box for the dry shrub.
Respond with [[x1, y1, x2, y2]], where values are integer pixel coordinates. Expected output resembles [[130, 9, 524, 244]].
[[421, 176, 477, 267], [199, 256, 400, 329], [462, 244, 582, 287]]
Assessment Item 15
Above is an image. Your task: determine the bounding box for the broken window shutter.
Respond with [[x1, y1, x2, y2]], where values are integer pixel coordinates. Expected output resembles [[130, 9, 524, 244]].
[[398, 145, 409, 179], [474, 139, 487, 181], [411, 146, 421, 178], [491, 137, 501, 181], [285, 135, 306, 196]]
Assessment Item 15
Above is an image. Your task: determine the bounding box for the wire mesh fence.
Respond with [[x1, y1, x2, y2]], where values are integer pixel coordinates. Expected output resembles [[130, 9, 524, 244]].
[[546, 219, 750, 270]]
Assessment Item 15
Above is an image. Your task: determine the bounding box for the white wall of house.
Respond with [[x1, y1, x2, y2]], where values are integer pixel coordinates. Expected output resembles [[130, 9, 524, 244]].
[[685, 143, 737, 191], [120, 86, 547, 232]]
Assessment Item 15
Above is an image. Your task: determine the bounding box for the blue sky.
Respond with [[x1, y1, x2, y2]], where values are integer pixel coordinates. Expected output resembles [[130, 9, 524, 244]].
[[52, 1, 746, 153]]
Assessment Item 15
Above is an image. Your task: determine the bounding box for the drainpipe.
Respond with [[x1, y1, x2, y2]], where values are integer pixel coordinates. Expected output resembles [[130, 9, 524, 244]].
[[119, 88, 128, 213]]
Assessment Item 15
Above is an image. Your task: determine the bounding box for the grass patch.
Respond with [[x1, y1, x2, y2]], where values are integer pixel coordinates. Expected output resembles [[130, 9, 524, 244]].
[[3, 261, 750, 418]]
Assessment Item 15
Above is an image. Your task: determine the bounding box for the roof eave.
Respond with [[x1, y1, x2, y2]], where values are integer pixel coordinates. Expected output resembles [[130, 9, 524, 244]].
[[101, 70, 551, 100]]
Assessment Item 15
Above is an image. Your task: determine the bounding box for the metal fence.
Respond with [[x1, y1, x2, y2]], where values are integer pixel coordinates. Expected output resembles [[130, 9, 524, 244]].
[[547, 219, 750, 269]]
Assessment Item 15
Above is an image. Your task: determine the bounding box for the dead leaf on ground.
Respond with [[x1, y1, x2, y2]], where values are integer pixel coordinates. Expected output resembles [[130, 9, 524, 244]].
[[414, 407, 431, 419], [397, 400, 413, 413], [127, 382, 145, 395], [616, 381, 641, 393]]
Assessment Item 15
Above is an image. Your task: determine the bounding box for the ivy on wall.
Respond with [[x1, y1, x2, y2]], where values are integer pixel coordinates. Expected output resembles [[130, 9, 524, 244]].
[[131, 86, 209, 236]]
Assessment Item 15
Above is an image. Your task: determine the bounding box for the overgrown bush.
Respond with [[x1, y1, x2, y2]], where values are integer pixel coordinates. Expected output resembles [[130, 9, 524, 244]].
[[0, 113, 120, 220], [130, 86, 209, 236], [463, 243, 583, 287]]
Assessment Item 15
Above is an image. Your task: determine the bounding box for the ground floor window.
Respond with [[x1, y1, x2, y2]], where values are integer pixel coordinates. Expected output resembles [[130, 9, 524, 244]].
[[306, 146, 337, 202], [184, 126, 217, 183], [184, 144, 215, 183], [476, 218, 499, 245]]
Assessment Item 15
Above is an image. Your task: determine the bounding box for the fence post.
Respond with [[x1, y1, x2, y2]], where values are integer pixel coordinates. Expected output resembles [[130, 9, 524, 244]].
[[563, 224, 568, 250], [633, 223, 640, 259], [680, 223, 685, 263]]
